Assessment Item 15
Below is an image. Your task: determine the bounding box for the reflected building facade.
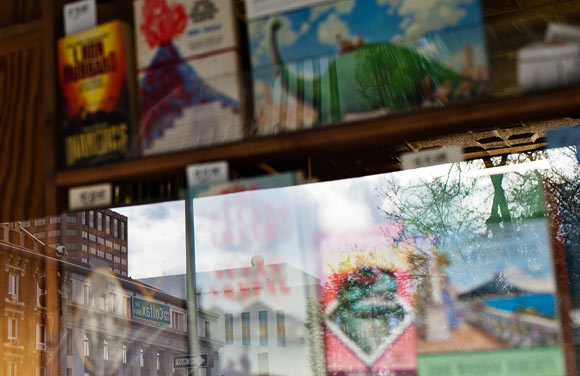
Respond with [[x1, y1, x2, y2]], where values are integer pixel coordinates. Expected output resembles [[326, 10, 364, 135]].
[[142, 258, 321, 376], [22, 210, 129, 277]]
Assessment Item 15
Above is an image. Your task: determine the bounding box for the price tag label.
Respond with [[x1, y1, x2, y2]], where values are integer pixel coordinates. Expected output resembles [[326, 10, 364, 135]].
[[64, 0, 96, 35], [69, 183, 112, 211], [186, 161, 229, 188], [401, 146, 463, 170]]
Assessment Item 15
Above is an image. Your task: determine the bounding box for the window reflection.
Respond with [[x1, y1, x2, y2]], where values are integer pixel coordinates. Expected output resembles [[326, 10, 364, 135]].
[[1, 149, 579, 375]]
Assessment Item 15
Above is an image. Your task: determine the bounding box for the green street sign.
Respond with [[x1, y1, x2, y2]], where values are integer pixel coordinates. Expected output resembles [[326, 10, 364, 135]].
[[132, 297, 171, 325]]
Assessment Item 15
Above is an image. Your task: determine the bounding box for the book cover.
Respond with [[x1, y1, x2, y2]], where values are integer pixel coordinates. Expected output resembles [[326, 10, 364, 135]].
[[246, 0, 491, 135], [134, 0, 245, 156], [316, 224, 417, 376], [57, 20, 137, 168]]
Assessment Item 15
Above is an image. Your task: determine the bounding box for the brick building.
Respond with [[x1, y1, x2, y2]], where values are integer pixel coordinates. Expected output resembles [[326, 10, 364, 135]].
[[22, 210, 128, 277], [0, 222, 59, 376]]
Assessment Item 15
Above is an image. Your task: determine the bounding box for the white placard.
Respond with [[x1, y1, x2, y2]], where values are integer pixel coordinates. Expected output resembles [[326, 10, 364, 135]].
[[400, 146, 463, 171], [245, 0, 332, 21], [69, 183, 112, 211], [64, 0, 96, 35], [186, 161, 229, 188]]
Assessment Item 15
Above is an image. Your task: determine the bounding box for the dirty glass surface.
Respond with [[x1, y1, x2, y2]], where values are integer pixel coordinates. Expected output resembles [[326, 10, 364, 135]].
[[1, 149, 578, 376]]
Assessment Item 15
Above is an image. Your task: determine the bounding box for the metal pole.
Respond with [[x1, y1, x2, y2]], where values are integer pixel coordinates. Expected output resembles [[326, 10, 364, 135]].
[[185, 194, 200, 376]]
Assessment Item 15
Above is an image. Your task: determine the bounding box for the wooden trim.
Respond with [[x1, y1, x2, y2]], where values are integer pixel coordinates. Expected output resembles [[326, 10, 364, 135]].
[[42, 0, 59, 216], [0, 20, 42, 41], [55, 87, 580, 188]]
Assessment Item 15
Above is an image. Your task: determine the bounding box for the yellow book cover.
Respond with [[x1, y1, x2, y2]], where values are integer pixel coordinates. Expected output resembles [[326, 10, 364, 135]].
[[58, 20, 136, 168]]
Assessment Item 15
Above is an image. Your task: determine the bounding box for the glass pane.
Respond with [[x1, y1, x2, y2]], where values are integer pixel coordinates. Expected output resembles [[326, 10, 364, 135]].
[[191, 153, 566, 376]]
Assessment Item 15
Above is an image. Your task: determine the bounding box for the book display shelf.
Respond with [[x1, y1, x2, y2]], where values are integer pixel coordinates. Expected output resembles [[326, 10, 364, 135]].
[[0, 0, 580, 216]]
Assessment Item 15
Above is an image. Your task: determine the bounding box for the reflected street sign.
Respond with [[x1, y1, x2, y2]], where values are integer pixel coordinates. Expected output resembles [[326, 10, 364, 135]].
[[174, 354, 210, 369]]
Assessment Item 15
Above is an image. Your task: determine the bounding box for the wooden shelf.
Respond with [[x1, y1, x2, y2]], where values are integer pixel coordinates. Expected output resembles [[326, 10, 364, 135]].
[[55, 87, 580, 189]]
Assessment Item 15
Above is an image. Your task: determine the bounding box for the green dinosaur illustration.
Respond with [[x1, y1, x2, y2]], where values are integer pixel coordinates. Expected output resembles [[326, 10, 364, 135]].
[[270, 20, 464, 125]]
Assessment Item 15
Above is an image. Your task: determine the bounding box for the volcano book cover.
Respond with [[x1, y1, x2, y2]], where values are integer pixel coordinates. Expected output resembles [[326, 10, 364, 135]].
[[134, 0, 246, 156], [57, 21, 137, 168], [245, 0, 491, 136]]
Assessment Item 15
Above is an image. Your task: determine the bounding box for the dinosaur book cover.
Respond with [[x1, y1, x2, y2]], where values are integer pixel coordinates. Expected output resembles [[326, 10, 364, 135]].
[[57, 21, 137, 168], [246, 0, 491, 135], [134, 0, 245, 156]]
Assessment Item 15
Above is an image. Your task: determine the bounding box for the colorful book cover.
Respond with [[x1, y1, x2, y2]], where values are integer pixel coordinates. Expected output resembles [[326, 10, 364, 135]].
[[134, 0, 245, 156], [316, 224, 417, 376], [246, 0, 491, 135], [57, 21, 136, 168]]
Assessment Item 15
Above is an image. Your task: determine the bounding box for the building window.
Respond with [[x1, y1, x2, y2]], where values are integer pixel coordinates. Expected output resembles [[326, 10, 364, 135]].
[[113, 219, 118, 237], [36, 324, 46, 350], [109, 292, 117, 313], [106, 240, 112, 248], [105, 253, 112, 261], [36, 366, 46, 376], [139, 349, 144, 367], [121, 271, 127, 276], [99, 295, 106, 311], [65, 229, 76, 236], [105, 215, 110, 234], [83, 284, 91, 306], [67, 329, 73, 355], [50, 216, 61, 224], [205, 320, 211, 339], [89, 247, 96, 255], [82, 231, 87, 239], [124, 297, 131, 317], [98, 237, 105, 245], [242, 312, 251, 345], [121, 245, 126, 253], [121, 222, 125, 240], [88, 211, 94, 228], [22, 220, 30, 227], [103, 340, 109, 360], [114, 243, 121, 251], [89, 234, 96, 242], [81, 244, 88, 252], [65, 243, 77, 250], [8, 273, 19, 301], [156, 352, 160, 370], [7, 362, 17, 376], [34, 218, 46, 226], [66, 214, 77, 224], [83, 334, 90, 356], [121, 258, 127, 265], [48, 230, 61, 237], [172, 311, 184, 331], [97, 212, 103, 231], [35, 232, 45, 239], [82, 258, 88, 264], [225, 314, 233, 344], [98, 250, 105, 258], [7, 317, 18, 343], [277, 311, 286, 347], [259, 311, 268, 346], [258, 353, 270, 376], [122, 345, 127, 364], [114, 256, 120, 263], [82, 211, 86, 225]]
